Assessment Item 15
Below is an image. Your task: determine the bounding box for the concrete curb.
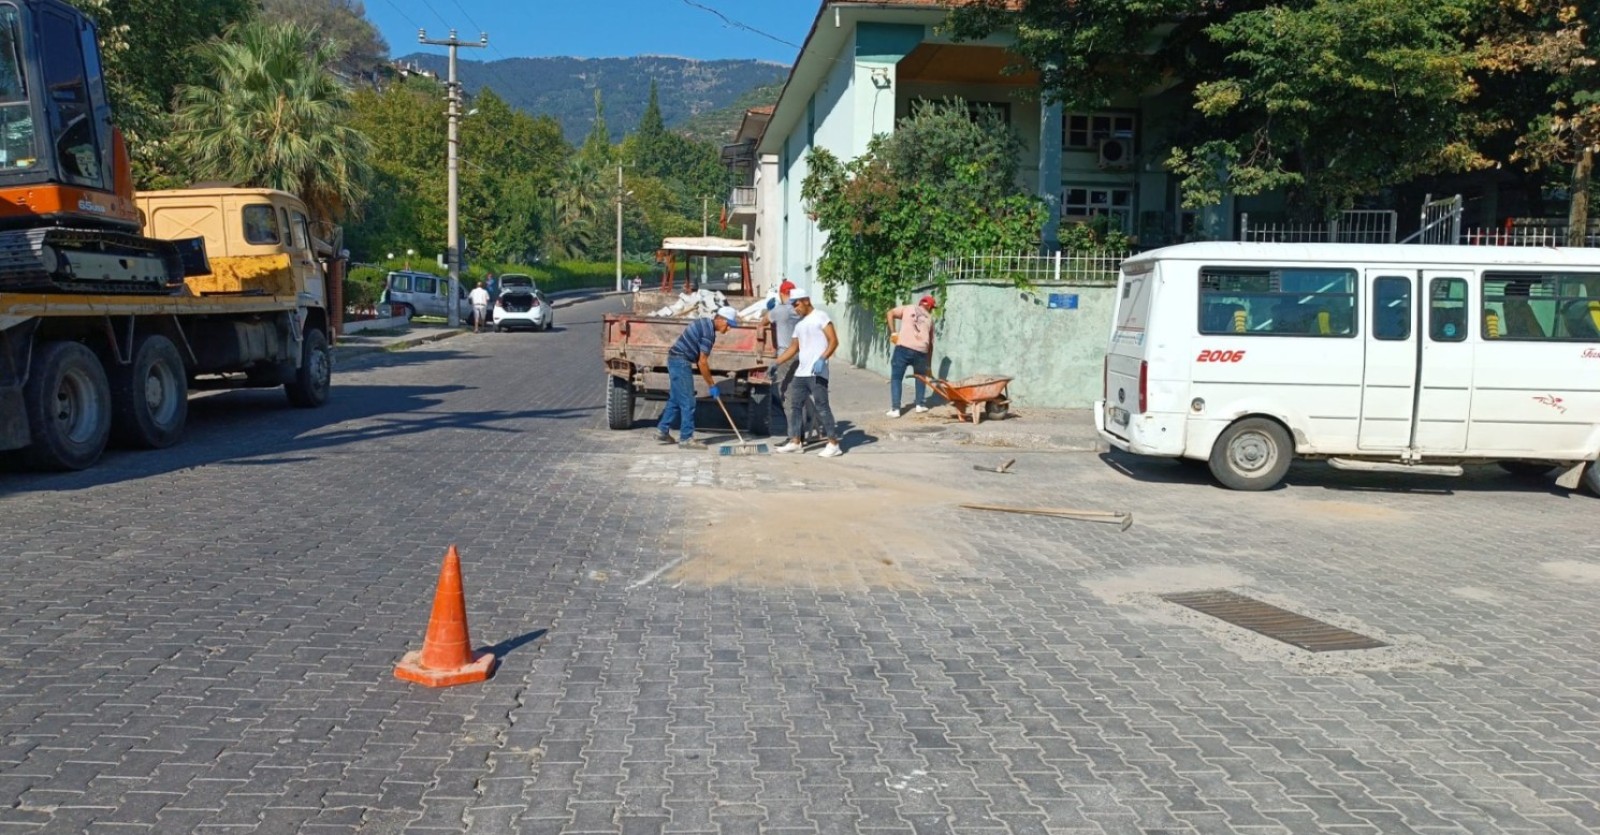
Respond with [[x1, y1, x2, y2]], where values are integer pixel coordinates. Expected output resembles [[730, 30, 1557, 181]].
[[333, 328, 466, 364]]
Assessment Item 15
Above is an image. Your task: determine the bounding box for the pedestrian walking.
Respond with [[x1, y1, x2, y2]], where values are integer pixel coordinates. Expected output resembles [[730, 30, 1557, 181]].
[[772, 289, 843, 458], [885, 294, 937, 417], [468, 281, 491, 333], [656, 305, 738, 449]]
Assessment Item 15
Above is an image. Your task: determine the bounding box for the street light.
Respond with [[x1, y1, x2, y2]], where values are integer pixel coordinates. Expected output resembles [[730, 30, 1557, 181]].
[[615, 164, 633, 293], [406, 248, 415, 271]]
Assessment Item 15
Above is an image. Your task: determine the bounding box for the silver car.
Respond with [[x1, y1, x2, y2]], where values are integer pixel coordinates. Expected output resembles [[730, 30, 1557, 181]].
[[384, 271, 476, 323]]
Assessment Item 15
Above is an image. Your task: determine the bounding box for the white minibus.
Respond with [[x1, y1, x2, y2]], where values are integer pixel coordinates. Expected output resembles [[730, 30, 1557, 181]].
[[1095, 242, 1600, 492]]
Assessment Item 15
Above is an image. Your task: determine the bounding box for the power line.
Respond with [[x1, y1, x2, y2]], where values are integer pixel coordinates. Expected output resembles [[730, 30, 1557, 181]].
[[377, 0, 422, 30], [679, 0, 800, 50], [413, 0, 454, 30], [446, 0, 485, 36]]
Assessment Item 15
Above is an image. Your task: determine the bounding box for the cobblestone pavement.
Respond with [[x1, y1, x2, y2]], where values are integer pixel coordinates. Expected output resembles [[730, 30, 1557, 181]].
[[2, 295, 1598, 834]]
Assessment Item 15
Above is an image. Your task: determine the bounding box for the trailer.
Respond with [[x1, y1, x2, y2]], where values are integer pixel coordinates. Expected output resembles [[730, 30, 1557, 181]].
[[0, 188, 338, 471]]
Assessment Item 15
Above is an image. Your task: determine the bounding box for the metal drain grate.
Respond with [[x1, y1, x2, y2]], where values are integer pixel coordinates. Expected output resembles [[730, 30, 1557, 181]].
[[1161, 589, 1387, 652]]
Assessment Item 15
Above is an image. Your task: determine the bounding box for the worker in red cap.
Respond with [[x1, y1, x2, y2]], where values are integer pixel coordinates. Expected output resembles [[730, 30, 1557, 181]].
[[885, 294, 938, 417], [766, 279, 811, 435]]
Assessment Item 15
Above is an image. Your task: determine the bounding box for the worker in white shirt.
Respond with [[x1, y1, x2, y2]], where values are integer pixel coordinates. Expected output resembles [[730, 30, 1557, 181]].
[[771, 288, 843, 458]]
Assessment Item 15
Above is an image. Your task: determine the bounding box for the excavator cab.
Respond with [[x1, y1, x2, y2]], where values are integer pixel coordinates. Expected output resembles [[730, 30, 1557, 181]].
[[0, 0, 205, 293]]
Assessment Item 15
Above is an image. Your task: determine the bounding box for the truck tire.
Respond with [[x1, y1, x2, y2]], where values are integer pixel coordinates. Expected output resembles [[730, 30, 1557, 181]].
[[285, 328, 331, 408], [20, 341, 112, 471], [110, 334, 187, 449], [1208, 417, 1292, 491], [1583, 463, 1600, 497], [606, 375, 634, 430]]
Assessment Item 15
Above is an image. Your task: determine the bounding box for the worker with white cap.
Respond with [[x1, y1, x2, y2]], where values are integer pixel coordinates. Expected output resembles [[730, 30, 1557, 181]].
[[772, 288, 844, 458], [656, 305, 739, 448]]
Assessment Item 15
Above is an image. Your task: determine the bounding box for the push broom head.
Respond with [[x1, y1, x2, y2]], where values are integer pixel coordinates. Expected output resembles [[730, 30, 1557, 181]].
[[717, 440, 770, 456]]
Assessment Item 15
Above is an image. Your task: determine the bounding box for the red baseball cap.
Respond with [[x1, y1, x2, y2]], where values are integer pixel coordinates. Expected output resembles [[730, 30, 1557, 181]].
[[779, 280, 796, 294], [919, 295, 937, 309]]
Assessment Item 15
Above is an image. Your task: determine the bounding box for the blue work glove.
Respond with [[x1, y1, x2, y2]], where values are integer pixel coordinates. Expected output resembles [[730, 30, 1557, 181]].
[[708, 384, 721, 400], [765, 297, 776, 310], [812, 358, 827, 376]]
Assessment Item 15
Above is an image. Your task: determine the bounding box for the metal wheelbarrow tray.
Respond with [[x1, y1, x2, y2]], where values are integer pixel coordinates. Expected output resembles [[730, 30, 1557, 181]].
[[915, 373, 1013, 424]]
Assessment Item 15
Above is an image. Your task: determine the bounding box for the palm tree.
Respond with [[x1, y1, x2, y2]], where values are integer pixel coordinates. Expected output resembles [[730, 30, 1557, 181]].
[[541, 157, 605, 259], [172, 20, 371, 227]]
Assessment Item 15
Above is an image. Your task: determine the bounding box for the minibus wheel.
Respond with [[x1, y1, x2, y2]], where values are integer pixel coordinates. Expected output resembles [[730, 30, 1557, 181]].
[[1209, 417, 1292, 491]]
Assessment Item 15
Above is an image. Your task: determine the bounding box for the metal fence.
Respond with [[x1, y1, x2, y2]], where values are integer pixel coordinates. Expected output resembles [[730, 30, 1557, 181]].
[[932, 250, 1130, 287], [1461, 226, 1600, 247], [1239, 210, 1398, 244]]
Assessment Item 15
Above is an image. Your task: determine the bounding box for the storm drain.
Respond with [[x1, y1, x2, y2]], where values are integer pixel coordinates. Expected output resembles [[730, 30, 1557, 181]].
[[1160, 589, 1387, 652]]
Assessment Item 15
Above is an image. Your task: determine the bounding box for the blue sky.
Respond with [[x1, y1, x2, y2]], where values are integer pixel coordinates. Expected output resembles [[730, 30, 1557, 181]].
[[366, 0, 810, 64]]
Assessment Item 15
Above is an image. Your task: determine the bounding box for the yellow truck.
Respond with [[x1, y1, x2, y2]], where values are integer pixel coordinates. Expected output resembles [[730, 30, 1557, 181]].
[[0, 187, 340, 471]]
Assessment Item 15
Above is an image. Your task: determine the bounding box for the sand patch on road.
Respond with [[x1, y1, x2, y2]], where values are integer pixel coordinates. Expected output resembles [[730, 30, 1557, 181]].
[[1540, 560, 1600, 583], [668, 463, 972, 591]]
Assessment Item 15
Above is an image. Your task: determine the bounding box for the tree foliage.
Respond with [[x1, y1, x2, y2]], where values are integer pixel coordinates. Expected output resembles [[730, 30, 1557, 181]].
[[801, 100, 1044, 316], [258, 0, 388, 79], [65, 0, 254, 186], [952, 0, 1495, 218], [172, 20, 371, 226]]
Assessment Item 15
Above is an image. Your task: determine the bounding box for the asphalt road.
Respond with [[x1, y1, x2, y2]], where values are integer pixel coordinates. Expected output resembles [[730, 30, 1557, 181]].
[[3, 294, 1599, 834]]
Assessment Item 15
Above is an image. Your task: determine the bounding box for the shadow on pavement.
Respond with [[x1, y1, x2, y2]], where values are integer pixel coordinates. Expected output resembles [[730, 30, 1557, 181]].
[[1098, 450, 1573, 497], [0, 382, 595, 495], [482, 628, 548, 659]]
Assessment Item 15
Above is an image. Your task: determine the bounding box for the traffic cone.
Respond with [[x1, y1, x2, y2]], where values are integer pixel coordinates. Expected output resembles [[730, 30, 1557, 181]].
[[394, 545, 496, 687]]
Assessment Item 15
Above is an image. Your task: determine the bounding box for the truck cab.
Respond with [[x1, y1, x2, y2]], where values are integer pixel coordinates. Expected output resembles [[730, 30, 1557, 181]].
[[136, 187, 328, 305]]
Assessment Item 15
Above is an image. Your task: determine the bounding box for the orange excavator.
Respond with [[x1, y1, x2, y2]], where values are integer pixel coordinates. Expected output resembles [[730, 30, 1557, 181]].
[[0, 0, 204, 293]]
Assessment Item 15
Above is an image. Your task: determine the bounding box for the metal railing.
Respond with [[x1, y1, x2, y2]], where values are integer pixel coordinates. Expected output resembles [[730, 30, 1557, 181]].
[[1400, 194, 1463, 244], [1239, 210, 1398, 243], [1461, 226, 1600, 247], [932, 250, 1130, 287]]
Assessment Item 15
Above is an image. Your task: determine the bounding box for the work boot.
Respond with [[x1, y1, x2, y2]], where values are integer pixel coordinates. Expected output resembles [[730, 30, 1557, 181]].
[[679, 438, 706, 449], [654, 431, 674, 444]]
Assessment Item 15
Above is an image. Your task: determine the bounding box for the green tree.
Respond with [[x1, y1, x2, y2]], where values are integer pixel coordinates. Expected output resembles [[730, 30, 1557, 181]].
[[620, 80, 733, 243], [1478, 1, 1600, 242], [66, 0, 255, 186], [541, 156, 606, 259], [460, 88, 570, 263], [258, 0, 389, 79], [801, 100, 1044, 316], [952, 0, 1491, 218], [172, 20, 372, 227], [345, 77, 446, 258]]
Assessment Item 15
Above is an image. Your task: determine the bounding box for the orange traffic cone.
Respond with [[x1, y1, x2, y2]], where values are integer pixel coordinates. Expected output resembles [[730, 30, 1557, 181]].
[[394, 545, 496, 687]]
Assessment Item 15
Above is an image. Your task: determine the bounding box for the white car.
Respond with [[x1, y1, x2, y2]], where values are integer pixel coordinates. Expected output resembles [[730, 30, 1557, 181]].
[[493, 289, 552, 332]]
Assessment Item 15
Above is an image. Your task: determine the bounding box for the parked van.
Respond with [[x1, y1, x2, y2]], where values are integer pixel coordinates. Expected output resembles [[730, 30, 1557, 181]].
[[383, 270, 476, 323], [1096, 242, 1600, 493]]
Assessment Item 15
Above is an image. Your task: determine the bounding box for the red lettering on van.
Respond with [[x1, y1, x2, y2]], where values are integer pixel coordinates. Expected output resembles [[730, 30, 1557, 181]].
[[1195, 349, 1247, 363], [1583, 348, 1600, 359]]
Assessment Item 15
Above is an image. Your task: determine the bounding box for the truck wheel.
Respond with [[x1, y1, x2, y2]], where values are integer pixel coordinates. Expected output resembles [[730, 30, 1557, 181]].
[[606, 375, 634, 430], [21, 341, 112, 471], [285, 328, 331, 408], [1583, 463, 1600, 497], [110, 334, 187, 449], [1208, 417, 1292, 491]]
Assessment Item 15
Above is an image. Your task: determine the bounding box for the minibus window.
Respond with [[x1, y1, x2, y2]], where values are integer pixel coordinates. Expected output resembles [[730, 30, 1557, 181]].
[[1481, 271, 1600, 341], [1429, 277, 1468, 342], [1198, 267, 1356, 336], [1373, 277, 1411, 340]]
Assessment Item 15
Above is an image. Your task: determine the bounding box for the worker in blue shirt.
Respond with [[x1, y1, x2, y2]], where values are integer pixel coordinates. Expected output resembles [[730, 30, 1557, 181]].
[[657, 305, 738, 448]]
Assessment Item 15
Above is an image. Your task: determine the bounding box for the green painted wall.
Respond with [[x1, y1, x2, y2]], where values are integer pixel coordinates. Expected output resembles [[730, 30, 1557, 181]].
[[834, 282, 1117, 409]]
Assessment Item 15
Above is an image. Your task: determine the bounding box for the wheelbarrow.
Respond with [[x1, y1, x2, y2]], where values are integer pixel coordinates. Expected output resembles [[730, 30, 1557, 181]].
[[915, 374, 1013, 424]]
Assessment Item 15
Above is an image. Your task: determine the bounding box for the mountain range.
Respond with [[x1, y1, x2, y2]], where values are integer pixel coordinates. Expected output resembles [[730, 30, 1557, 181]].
[[396, 54, 788, 145]]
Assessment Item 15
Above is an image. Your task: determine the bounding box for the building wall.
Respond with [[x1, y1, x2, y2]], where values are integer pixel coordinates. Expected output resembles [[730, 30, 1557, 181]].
[[831, 282, 1117, 409]]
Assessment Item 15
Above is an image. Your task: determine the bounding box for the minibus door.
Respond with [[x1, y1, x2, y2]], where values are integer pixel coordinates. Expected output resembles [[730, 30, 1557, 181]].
[[1413, 273, 1473, 452], [1357, 272, 1419, 450]]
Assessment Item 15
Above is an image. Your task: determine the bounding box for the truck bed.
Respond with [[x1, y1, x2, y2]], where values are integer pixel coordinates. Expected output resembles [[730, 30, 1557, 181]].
[[602, 311, 775, 396]]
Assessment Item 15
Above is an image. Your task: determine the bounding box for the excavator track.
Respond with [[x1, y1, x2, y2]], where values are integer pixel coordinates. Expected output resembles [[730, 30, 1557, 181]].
[[0, 226, 193, 294]]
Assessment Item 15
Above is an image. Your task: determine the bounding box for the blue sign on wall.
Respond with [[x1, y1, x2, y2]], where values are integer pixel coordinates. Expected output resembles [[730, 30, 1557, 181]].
[[1047, 293, 1079, 310]]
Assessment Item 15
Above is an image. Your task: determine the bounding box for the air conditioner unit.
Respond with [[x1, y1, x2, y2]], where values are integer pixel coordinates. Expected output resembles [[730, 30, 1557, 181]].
[[1098, 138, 1133, 169]]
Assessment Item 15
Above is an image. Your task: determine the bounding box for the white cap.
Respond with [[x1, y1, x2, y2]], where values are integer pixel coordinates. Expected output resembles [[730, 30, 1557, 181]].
[[716, 305, 738, 324], [788, 288, 810, 302]]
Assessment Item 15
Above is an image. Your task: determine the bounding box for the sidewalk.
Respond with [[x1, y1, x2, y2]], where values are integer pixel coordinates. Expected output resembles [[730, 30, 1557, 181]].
[[819, 360, 1106, 453]]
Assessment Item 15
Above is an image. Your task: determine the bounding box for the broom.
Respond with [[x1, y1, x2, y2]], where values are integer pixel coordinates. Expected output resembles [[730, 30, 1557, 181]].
[[712, 397, 770, 456]]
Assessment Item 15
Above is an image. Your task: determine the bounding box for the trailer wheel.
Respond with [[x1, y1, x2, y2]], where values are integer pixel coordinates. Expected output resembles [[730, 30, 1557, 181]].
[[746, 390, 770, 436], [1208, 417, 1292, 491], [110, 334, 187, 449], [285, 328, 331, 408], [21, 341, 111, 471], [606, 375, 634, 430]]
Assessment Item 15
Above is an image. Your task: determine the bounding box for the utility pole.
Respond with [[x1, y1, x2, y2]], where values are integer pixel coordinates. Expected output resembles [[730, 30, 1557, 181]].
[[615, 165, 624, 293], [419, 27, 487, 327], [702, 197, 709, 236]]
